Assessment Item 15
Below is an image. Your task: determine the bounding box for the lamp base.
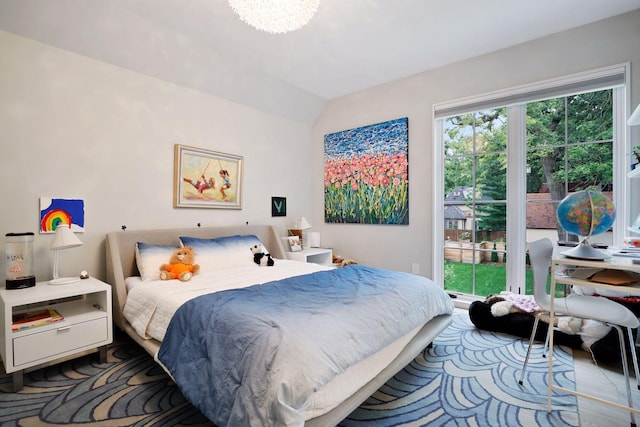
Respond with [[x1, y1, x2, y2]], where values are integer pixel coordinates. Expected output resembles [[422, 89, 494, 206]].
[[562, 241, 610, 260], [48, 277, 81, 285]]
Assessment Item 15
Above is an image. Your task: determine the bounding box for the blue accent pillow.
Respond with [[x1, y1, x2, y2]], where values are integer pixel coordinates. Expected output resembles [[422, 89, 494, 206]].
[[179, 235, 263, 269], [135, 242, 179, 281]]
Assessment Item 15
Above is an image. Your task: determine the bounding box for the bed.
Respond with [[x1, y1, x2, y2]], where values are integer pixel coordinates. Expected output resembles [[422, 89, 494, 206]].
[[105, 225, 454, 426]]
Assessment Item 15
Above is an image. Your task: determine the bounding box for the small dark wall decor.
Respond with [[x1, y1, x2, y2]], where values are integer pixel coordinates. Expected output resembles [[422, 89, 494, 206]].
[[272, 197, 286, 217]]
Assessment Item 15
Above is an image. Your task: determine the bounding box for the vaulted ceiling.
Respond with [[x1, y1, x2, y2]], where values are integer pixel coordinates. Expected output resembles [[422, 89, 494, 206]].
[[1, 0, 638, 121]]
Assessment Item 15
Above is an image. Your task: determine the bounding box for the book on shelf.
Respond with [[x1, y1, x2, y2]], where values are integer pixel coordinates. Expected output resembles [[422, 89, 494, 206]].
[[589, 269, 640, 285], [12, 308, 63, 332]]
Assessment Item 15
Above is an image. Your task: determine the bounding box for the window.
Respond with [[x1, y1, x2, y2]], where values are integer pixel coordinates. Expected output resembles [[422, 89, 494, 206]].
[[526, 91, 614, 242], [434, 65, 629, 299], [443, 108, 507, 296]]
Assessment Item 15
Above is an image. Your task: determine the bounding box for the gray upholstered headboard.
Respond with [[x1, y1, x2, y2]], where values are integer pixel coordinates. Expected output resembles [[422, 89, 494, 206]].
[[105, 225, 285, 331]]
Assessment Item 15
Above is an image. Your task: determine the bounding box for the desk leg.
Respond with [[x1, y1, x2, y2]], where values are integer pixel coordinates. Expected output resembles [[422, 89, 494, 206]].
[[547, 271, 556, 412]]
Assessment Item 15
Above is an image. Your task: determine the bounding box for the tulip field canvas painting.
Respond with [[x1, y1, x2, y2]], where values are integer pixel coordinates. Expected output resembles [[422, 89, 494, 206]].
[[324, 118, 409, 224]]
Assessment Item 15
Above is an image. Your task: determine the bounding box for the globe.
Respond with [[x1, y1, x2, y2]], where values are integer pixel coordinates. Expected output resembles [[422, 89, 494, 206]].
[[556, 190, 615, 260]]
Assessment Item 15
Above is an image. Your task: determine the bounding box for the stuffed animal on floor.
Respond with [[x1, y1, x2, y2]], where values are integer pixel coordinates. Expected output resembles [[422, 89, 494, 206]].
[[159, 246, 200, 281], [251, 244, 274, 266], [469, 294, 625, 364], [332, 254, 357, 267], [486, 294, 583, 335]]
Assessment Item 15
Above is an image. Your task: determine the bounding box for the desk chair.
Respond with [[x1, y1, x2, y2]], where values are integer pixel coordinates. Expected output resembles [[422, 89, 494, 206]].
[[519, 238, 640, 425]]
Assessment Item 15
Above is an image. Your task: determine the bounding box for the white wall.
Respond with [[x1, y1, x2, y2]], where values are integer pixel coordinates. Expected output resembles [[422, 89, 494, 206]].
[[2, 10, 639, 285], [313, 10, 640, 276], [0, 31, 314, 282]]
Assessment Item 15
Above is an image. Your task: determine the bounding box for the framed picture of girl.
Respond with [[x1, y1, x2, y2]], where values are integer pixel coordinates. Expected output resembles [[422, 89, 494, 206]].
[[287, 236, 302, 252], [174, 144, 243, 209]]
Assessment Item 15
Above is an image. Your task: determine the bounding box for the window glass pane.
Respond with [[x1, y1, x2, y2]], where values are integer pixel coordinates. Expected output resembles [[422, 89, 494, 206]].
[[444, 115, 473, 156], [476, 201, 507, 236], [443, 108, 507, 298], [444, 157, 472, 196], [566, 90, 613, 144], [526, 200, 559, 241], [476, 153, 506, 201], [475, 108, 507, 152], [525, 147, 566, 194], [444, 258, 506, 296], [566, 143, 613, 191], [526, 97, 566, 147]]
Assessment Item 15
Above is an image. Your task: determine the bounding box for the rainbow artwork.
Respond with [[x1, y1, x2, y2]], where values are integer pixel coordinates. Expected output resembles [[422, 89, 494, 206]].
[[39, 198, 85, 233]]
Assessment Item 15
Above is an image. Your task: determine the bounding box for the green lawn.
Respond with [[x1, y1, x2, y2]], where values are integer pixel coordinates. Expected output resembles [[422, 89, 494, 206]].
[[444, 261, 539, 297]]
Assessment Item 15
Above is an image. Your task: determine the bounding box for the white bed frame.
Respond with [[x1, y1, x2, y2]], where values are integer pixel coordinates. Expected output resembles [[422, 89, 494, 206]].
[[105, 224, 452, 426]]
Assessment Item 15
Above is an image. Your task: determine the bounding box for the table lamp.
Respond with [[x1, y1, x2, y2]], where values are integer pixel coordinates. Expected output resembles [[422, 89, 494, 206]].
[[49, 223, 83, 285]]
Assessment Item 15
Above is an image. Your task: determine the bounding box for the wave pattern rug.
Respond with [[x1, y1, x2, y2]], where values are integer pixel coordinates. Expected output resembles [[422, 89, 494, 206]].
[[341, 315, 579, 427], [0, 314, 578, 427]]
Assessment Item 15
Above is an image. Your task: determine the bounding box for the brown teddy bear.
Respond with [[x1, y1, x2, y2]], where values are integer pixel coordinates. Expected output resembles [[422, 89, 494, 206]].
[[159, 246, 200, 281], [332, 254, 357, 268]]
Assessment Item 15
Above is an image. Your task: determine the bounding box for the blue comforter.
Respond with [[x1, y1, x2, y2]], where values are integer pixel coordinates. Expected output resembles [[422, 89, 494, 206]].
[[157, 265, 453, 427]]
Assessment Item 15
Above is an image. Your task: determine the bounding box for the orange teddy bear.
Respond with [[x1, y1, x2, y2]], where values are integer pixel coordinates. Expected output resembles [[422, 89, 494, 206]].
[[159, 246, 200, 282]]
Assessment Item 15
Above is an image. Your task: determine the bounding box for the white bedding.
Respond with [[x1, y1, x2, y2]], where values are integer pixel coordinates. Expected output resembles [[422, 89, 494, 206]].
[[123, 259, 332, 342]]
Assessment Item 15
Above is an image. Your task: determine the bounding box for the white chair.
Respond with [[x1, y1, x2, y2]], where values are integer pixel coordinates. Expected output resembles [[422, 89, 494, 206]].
[[519, 238, 640, 425]]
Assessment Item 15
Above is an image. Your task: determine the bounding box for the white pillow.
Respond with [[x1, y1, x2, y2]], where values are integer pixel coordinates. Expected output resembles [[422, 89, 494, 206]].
[[135, 242, 178, 281], [179, 235, 262, 270]]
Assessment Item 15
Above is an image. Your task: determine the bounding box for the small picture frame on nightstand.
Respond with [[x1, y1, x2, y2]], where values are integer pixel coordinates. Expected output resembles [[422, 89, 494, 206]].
[[287, 236, 302, 252]]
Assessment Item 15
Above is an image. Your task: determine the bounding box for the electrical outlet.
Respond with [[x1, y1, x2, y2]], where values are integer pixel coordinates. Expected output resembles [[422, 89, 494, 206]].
[[411, 263, 420, 274]]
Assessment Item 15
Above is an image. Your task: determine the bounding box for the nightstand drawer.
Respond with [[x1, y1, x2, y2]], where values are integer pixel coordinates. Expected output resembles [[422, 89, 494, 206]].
[[12, 317, 109, 367]]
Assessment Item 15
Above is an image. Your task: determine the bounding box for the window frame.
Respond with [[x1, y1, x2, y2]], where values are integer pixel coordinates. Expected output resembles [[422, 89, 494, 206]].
[[433, 63, 631, 296]]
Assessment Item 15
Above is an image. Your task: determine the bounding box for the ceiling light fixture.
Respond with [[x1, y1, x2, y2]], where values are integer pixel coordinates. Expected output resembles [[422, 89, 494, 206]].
[[228, 0, 320, 34]]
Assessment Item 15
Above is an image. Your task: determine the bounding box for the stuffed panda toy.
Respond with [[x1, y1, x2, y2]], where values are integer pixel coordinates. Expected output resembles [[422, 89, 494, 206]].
[[250, 244, 275, 266], [468, 295, 624, 364]]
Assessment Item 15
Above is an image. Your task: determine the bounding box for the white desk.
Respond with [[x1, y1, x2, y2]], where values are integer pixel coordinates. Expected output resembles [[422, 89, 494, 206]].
[[548, 247, 640, 416]]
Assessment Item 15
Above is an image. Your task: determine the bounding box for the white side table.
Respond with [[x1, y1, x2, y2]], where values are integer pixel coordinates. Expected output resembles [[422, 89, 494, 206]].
[[285, 248, 332, 265], [0, 277, 113, 391]]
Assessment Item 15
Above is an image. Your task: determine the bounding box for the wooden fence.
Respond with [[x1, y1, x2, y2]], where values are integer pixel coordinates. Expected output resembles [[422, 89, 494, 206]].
[[444, 241, 506, 264]]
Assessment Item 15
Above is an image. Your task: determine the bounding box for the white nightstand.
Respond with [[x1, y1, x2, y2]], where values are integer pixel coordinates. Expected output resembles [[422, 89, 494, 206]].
[[0, 277, 113, 391], [285, 248, 332, 265]]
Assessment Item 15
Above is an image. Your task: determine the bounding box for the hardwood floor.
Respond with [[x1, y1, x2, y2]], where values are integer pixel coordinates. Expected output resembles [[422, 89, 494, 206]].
[[574, 347, 639, 426]]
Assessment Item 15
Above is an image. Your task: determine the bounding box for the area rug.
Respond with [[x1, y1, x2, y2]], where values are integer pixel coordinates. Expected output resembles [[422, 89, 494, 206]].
[[340, 314, 579, 427], [0, 315, 578, 426]]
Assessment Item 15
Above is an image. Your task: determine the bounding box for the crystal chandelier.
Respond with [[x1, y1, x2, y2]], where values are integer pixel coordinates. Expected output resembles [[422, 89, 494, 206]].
[[228, 0, 320, 34]]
